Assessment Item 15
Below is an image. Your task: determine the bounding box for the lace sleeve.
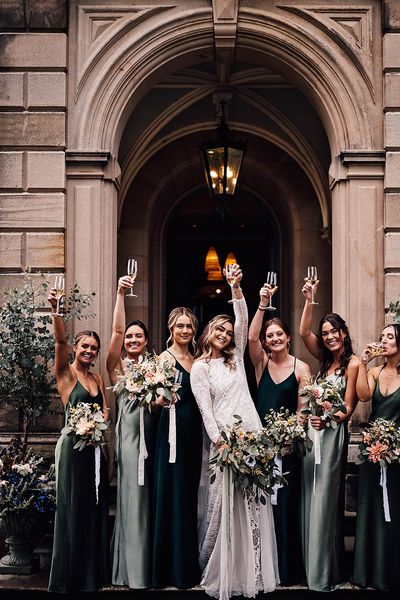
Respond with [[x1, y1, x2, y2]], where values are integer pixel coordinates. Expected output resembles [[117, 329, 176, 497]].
[[233, 296, 248, 357], [191, 361, 220, 444]]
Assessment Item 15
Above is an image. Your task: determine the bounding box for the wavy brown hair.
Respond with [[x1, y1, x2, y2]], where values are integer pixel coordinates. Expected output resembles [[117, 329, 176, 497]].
[[196, 314, 236, 369], [166, 307, 198, 355]]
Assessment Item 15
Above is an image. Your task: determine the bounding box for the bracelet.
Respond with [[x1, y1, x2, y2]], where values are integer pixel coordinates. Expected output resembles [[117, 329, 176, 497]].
[[258, 305, 268, 311], [232, 284, 241, 289]]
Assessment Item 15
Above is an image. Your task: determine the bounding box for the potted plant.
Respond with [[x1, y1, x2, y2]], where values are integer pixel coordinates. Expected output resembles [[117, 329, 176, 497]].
[[0, 269, 95, 572]]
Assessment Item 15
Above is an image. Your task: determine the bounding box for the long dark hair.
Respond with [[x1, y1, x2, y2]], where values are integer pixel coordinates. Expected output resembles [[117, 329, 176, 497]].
[[124, 320, 150, 353], [382, 323, 400, 373], [317, 313, 354, 377]]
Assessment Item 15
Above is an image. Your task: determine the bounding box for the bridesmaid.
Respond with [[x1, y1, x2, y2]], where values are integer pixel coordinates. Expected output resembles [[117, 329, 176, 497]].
[[299, 278, 359, 592], [152, 307, 203, 589], [248, 283, 310, 586], [107, 275, 156, 589], [353, 324, 400, 591], [47, 287, 110, 593]]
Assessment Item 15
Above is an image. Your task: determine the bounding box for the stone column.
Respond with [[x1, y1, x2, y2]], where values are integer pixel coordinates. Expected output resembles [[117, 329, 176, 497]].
[[330, 151, 385, 426], [383, 4, 400, 323], [65, 151, 119, 374]]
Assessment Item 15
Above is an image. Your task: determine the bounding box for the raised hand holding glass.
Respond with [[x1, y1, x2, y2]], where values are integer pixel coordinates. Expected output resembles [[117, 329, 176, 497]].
[[54, 275, 65, 317], [307, 266, 318, 305], [127, 258, 138, 297], [265, 271, 277, 311]]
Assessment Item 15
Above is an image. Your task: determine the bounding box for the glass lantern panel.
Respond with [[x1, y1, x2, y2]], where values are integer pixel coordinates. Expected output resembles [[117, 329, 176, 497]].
[[226, 147, 244, 195], [206, 147, 226, 195]]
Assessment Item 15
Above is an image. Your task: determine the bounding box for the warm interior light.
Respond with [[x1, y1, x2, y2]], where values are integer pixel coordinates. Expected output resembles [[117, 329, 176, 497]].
[[224, 252, 237, 268], [205, 246, 223, 281]]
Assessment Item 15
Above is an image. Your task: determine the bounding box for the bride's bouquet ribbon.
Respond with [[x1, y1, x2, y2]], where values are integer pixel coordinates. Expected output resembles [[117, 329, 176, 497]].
[[271, 456, 282, 505]]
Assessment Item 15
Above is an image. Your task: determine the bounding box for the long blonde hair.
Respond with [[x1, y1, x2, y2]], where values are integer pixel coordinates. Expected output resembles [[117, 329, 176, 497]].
[[196, 314, 236, 369], [166, 307, 198, 355]]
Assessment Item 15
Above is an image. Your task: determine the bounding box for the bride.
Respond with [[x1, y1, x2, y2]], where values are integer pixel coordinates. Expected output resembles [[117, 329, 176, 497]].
[[190, 264, 279, 600]]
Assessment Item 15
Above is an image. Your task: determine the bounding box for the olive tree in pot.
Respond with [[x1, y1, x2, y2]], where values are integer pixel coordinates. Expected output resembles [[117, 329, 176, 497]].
[[0, 270, 95, 573]]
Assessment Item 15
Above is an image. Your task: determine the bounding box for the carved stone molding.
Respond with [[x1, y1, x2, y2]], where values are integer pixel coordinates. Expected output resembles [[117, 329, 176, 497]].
[[278, 4, 376, 101], [212, 0, 239, 82], [66, 149, 121, 186]]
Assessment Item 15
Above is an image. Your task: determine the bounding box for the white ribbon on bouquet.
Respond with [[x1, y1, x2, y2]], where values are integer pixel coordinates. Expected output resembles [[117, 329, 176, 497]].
[[168, 404, 177, 463], [271, 455, 282, 505], [313, 429, 322, 495], [379, 463, 391, 522], [94, 446, 101, 504], [138, 405, 148, 486]]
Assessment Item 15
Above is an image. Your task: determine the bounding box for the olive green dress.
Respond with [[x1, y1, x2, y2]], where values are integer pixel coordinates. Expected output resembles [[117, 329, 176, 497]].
[[48, 381, 110, 593], [152, 359, 202, 588], [111, 386, 156, 588], [256, 358, 305, 587], [353, 375, 400, 591], [301, 372, 348, 592]]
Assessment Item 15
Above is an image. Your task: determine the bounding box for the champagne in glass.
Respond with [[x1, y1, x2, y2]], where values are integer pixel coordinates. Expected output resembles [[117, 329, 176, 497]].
[[265, 271, 277, 311], [226, 263, 239, 304], [54, 275, 65, 317], [127, 258, 138, 297], [307, 266, 319, 305]]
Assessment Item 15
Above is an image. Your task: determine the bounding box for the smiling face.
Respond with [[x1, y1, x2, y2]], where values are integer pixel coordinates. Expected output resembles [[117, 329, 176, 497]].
[[172, 314, 194, 345], [210, 320, 234, 355], [265, 323, 290, 353], [74, 336, 99, 366], [321, 321, 345, 353], [124, 324, 147, 359], [380, 325, 400, 357]]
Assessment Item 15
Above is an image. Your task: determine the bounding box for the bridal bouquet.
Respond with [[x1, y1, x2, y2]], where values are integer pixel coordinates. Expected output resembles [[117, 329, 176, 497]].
[[112, 351, 178, 407], [356, 417, 400, 523], [61, 402, 110, 503], [61, 401, 110, 451], [299, 375, 347, 427], [356, 418, 400, 467], [209, 415, 286, 504], [263, 407, 312, 458]]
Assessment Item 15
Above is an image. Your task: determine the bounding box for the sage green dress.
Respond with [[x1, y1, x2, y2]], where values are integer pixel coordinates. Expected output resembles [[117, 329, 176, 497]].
[[111, 385, 156, 588], [301, 372, 348, 592], [256, 358, 305, 587], [48, 381, 110, 593], [152, 359, 202, 588], [353, 375, 400, 591]]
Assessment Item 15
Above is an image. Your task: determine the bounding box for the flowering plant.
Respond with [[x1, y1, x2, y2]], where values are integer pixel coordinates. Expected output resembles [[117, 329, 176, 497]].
[[209, 416, 286, 504], [356, 418, 400, 466], [0, 435, 55, 522], [263, 408, 313, 458], [112, 351, 178, 407], [61, 402, 110, 451], [299, 375, 347, 428]]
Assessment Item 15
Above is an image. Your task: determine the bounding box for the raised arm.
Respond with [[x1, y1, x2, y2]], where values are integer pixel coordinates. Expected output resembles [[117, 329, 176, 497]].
[[191, 361, 220, 444], [106, 276, 132, 385], [248, 284, 277, 382], [299, 279, 320, 359], [48, 288, 73, 403], [356, 343, 379, 402], [337, 355, 360, 423]]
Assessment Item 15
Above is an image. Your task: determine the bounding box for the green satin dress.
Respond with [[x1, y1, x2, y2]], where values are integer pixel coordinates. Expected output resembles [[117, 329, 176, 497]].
[[152, 359, 202, 588], [48, 381, 110, 593], [111, 387, 156, 588], [256, 358, 305, 587], [353, 375, 400, 591], [301, 372, 348, 592]]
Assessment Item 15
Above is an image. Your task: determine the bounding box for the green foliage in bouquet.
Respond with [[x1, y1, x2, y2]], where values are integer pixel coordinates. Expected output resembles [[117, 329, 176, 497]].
[[263, 407, 313, 458], [355, 417, 400, 467], [62, 401, 110, 451], [0, 270, 95, 451], [388, 297, 400, 324]]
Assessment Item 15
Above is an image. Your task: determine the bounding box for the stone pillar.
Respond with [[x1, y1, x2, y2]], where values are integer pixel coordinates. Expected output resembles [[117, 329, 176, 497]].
[[65, 151, 119, 374], [383, 3, 400, 323], [330, 151, 385, 426]]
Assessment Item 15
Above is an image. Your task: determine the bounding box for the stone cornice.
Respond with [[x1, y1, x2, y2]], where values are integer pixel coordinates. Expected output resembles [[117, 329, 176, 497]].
[[65, 149, 121, 187]]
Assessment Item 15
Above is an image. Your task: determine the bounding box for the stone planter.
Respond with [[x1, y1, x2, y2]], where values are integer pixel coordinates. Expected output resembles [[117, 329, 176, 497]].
[[0, 511, 41, 574]]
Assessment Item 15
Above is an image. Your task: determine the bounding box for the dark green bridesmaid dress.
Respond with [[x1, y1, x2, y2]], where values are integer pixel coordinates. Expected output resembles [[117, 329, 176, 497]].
[[152, 358, 202, 588], [256, 358, 305, 587], [48, 380, 110, 593], [353, 374, 400, 591]]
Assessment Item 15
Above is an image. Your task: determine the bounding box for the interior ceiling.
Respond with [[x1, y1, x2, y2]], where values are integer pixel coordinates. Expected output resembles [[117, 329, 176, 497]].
[[118, 58, 331, 230]]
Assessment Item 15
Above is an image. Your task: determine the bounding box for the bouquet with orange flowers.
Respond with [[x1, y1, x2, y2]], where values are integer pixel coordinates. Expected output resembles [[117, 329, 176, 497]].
[[356, 417, 400, 522]]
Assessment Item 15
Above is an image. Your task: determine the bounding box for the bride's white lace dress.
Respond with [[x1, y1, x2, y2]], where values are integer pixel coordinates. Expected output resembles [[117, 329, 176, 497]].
[[190, 297, 279, 600]]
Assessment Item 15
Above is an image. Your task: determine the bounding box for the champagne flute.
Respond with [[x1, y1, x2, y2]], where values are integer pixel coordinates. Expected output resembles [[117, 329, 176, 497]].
[[126, 258, 137, 297], [225, 263, 239, 304], [307, 266, 319, 305], [54, 275, 65, 317], [265, 271, 277, 311]]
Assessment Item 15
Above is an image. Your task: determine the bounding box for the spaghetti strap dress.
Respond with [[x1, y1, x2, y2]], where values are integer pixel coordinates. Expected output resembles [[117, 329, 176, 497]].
[[48, 380, 110, 593], [152, 355, 203, 588], [353, 372, 400, 591], [256, 358, 305, 586], [300, 372, 348, 592], [111, 358, 156, 589]]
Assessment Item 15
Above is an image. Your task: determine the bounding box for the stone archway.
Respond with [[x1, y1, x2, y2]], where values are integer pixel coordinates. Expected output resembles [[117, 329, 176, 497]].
[[66, 1, 384, 429]]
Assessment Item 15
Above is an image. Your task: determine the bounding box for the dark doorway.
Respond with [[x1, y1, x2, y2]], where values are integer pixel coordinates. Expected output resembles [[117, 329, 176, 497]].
[[164, 188, 281, 400]]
